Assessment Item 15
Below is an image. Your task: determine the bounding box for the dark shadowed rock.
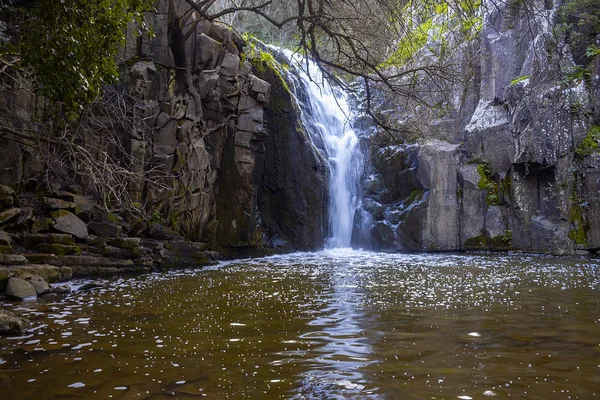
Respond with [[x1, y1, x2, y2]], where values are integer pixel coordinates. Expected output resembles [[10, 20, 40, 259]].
[[79, 282, 103, 291], [0, 185, 18, 210], [88, 221, 122, 238], [53, 284, 72, 295]]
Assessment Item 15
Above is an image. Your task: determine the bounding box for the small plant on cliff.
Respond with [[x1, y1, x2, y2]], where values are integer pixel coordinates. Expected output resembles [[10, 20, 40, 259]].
[[510, 75, 530, 85], [477, 162, 500, 206], [501, 229, 513, 246]]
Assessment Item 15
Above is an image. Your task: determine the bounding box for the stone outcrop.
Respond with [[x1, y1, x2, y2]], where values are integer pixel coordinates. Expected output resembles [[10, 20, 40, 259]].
[[0, 0, 328, 259], [359, 0, 600, 255]]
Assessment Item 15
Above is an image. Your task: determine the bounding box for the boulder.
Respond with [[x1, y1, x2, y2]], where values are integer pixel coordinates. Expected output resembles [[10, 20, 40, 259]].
[[58, 267, 73, 281], [0, 185, 18, 210], [38, 243, 82, 256], [0, 208, 20, 225], [46, 233, 76, 245], [22, 253, 60, 266], [7, 264, 59, 283], [101, 246, 141, 259], [23, 274, 50, 295], [53, 284, 71, 295], [5, 277, 37, 300], [148, 224, 170, 240], [79, 282, 103, 291], [0, 310, 31, 335], [51, 210, 88, 240]]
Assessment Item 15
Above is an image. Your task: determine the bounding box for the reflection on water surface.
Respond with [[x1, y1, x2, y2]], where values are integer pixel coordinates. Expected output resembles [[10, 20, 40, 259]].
[[1, 250, 599, 399]]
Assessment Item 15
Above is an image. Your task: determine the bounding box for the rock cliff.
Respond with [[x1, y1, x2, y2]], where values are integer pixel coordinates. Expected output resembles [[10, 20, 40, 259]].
[[359, 0, 600, 255], [0, 0, 327, 258]]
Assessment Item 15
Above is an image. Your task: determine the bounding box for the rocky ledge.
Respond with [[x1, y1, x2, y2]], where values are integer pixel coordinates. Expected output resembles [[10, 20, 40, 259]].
[[0, 184, 221, 300]]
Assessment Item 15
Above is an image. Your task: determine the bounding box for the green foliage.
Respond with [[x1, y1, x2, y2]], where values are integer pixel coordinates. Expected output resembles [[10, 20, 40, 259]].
[[381, 0, 482, 67], [243, 34, 290, 92], [574, 125, 600, 159], [562, 66, 592, 85], [586, 45, 600, 59], [9, 0, 154, 116], [510, 75, 530, 85], [476, 162, 500, 206], [150, 211, 162, 225], [501, 230, 512, 246]]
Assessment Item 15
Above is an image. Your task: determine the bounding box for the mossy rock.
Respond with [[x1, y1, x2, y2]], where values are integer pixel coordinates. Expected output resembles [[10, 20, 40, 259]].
[[464, 235, 488, 250], [488, 235, 511, 251], [38, 243, 82, 256], [0, 246, 14, 255]]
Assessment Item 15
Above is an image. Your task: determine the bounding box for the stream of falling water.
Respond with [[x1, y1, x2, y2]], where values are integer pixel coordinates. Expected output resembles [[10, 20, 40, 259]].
[[281, 50, 364, 248]]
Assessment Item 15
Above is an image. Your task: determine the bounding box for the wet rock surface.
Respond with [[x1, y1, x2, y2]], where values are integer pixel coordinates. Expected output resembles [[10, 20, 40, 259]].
[[0, 309, 30, 335]]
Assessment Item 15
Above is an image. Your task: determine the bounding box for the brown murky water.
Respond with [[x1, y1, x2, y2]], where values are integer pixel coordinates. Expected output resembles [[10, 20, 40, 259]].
[[1, 250, 599, 399]]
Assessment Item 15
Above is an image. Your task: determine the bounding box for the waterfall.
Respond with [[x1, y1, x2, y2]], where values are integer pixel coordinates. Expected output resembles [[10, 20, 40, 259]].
[[280, 50, 364, 249]]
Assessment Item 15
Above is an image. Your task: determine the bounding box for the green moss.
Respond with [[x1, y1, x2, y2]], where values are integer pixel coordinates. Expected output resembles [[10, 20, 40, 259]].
[[568, 194, 589, 246], [501, 229, 512, 246], [562, 66, 592, 85], [49, 210, 71, 218], [0, 246, 14, 255], [500, 173, 512, 196], [107, 212, 120, 223], [38, 243, 82, 256], [510, 75, 530, 85], [574, 125, 600, 159], [464, 235, 487, 249], [489, 235, 510, 251], [244, 42, 291, 94], [476, 162, 500, 206]]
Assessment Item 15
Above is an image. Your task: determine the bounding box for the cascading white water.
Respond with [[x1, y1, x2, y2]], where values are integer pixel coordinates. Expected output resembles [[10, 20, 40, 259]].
[[280, 50, 364, 248]]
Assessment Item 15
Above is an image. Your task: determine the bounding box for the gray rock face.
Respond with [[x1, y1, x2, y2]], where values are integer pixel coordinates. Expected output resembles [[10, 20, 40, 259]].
[[23, 274, 50, 295], [53, 211, 88, 240], [360, 0, 600, 254], [6, 277, 37, 300], [361, 142, 459, 251], [0, 2, 328, 256], [252, 56, 328, 251]]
